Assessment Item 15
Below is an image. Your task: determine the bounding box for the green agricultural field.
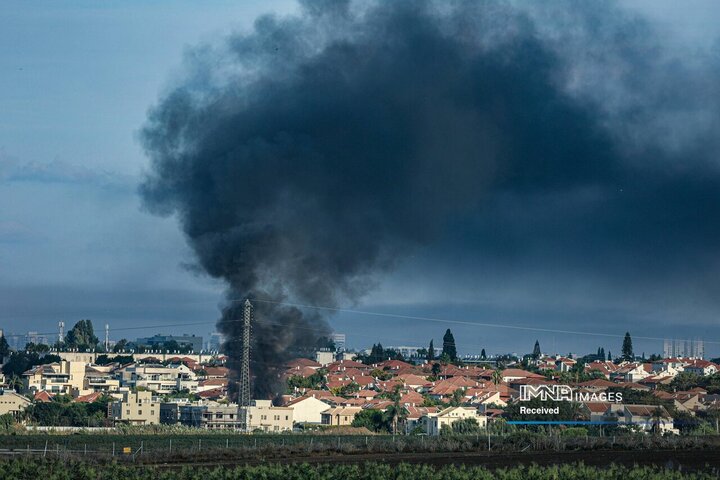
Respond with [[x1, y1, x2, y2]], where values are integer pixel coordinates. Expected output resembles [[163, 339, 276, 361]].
[[0, 459, 716, 480]]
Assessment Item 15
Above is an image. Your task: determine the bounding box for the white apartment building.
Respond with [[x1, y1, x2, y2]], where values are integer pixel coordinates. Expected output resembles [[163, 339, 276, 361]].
[[117, 364, 197, 394]]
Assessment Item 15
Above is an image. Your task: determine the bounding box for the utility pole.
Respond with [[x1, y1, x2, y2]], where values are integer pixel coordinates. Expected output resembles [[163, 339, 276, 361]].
[[104, 324, 110, 352]]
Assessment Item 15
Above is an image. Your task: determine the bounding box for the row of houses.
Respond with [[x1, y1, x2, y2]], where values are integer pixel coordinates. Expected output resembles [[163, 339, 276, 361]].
[[17, 358, 230, 399], [280, 355, 720, 435]]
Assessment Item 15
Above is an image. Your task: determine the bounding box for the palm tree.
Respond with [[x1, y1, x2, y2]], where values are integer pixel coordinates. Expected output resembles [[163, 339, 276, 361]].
[[651, 407, 665, 435], [492, 369, 503, 386], [386, 385, 408, 435], [7, 375, 23, 393]]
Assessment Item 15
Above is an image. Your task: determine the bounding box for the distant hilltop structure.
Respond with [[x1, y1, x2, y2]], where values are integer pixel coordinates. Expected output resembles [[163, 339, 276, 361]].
[[664, 338, 704, 359], [330, 332, 346, 352], [135, 334, 203, 353]]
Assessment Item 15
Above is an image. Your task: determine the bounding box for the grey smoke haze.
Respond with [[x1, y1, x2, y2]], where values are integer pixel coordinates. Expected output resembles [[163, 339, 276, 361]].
[[140, 0, 720, 395]]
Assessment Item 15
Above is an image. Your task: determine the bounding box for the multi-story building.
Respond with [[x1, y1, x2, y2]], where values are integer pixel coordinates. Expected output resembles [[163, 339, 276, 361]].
[[202, 404, 242, 429], [117, 364, 197, 394], [664, 339, 705, 359], [206, 332, 225, 353], [84, 366, 120, 393], [22, 360, 86, 395], [315, 350, 335, 366], [246, 400, 293, 432], [109, 390, 160, 425], [330, 333, 346, 352]]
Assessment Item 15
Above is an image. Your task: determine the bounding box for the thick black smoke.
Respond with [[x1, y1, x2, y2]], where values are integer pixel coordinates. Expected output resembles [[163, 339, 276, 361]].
[[140, 0, 720, 395]]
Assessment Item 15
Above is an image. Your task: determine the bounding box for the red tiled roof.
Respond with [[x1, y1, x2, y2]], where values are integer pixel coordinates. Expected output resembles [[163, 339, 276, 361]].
[[400, 390, 425, 405], [584, 402, 612, 413], [34, 391, 54, 403], [199, 378, 228, 387], [355, 389, 378, 398], [578, 379, 617, 388], [395, 374, 431, 387], [74, 392, 103, 403], [501, 369, 545, 379], [197, 388, 225, 399], [202, 367, 229, 377]]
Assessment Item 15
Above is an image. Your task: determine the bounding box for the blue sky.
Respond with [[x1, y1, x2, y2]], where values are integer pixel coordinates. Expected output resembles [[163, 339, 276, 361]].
[[2, 1, 720, 358]]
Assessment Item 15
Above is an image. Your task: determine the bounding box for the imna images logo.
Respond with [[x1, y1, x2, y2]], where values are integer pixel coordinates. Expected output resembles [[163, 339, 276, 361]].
[[519, 384, 623, 403]]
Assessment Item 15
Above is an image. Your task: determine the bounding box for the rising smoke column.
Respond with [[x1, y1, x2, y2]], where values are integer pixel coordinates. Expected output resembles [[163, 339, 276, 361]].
[[140, 1, 720, 396]]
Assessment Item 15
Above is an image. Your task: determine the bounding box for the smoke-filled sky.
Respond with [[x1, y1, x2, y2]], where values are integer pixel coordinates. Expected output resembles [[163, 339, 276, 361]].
[[2, 0, 720, 359]]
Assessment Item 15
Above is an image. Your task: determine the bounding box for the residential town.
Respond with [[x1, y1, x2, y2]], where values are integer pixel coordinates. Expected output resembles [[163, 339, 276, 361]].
[[1, 322, 719, 437]]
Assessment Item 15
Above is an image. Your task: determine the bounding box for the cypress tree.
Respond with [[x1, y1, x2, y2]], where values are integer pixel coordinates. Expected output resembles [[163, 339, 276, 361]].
[[622, 332, 634, 361], [442, 329, 457, 361], [532, 340, 541, 359]]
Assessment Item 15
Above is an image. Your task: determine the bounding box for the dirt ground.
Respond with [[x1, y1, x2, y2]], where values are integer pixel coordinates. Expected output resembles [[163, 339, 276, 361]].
[[151, 449, 720, 473]]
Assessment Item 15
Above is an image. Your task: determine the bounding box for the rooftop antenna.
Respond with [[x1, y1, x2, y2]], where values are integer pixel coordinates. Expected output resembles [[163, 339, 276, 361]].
[[238, 299, 253, 431]]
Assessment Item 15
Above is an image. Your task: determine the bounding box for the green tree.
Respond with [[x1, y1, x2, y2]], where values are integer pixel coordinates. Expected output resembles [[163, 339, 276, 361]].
[[532, 340, 541, 359], [621, 332, 634, 361], [443, 417, 481, 435], [351, 409, 388, 432], [431, 362, 441, 377], [0, 335, 10, 358], [427, 339, 435, 361], [480, 348, 486, 359], [449, 388, 464, 406], [442, 329, 457, 361], [607, 350, 612, 361], [65, 320, 99, 351], [0, 414, 16, 433], [1, 352, 61, 378], [112, 338, 129, 353], [670, 372, 703, 391]]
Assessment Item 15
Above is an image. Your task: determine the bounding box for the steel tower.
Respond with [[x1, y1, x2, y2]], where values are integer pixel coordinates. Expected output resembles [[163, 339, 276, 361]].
[[238, 299, 253, 430]]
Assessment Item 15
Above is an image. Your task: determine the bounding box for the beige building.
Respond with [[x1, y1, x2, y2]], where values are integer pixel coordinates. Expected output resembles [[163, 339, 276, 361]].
[[109, 390, 160, 425], [246, 400, 293, 432], [84, 366, 120, 393], [0, 389, 31, 418], [320, 406, 361, 426], [423, 406, 487, 436], [23, 360, 86, 395], [286, 396, 331, 424]]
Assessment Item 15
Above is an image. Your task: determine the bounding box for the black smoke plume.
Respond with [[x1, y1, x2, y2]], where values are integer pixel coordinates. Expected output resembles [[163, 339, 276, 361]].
[[140, 1, 720, 396]]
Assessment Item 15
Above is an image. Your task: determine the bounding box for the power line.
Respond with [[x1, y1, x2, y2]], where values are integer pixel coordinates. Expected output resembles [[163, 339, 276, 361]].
[[2, 297, 718, 349]]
